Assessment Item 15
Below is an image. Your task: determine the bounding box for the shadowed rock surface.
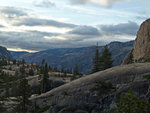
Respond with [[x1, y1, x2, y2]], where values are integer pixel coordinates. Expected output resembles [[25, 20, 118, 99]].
[[31, 63, 150, 113]]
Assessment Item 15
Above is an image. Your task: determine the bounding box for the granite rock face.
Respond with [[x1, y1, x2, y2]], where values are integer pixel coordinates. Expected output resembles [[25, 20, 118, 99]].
[[133, 19, 150, 61], [31, 63, 150, 113]]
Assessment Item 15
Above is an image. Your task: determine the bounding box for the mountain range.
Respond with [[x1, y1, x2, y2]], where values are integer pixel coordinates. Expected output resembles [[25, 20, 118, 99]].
[[10, 40, 134, 74], [0, 46, 12, 59]]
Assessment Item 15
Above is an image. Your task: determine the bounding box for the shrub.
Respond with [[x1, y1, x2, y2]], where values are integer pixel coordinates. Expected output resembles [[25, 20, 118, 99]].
[[111, 89, 150, 113], [90, 80, 116, 97]]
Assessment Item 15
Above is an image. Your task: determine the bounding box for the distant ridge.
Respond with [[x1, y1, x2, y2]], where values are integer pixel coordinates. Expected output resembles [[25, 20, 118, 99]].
[[0, 46, 12, 59], [10, 40, 134, 74]]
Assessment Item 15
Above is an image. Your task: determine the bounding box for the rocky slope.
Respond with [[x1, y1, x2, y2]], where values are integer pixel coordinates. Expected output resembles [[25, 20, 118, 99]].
[[31, 63, 150, 113], [0, 61, 78, 113], [11, 41, 133, 74], [0, 46, 12, 59]]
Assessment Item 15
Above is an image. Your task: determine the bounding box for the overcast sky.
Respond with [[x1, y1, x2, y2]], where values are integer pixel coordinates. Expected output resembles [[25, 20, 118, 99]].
[[0, 0, 149, 52]]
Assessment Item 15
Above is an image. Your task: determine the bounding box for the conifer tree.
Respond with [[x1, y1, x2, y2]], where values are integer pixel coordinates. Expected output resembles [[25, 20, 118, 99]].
[[92, 44, 100, 73], [40, 59, 45, 74], [22, 59, 25, 65], [71, 64, 79, 80], [41, 63, 49, 93], [0, 98, 4, 112], [19, 65, 26, 78], [99, 45, 113, 71], [17, 78, 31, 113], [42, 59, 45, 66], [29, 68, 34, 76], [73, 64, 79, 76]]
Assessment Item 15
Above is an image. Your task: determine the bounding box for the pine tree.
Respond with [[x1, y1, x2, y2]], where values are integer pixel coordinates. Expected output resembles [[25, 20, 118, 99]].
[[29, 68, 34, 76], [42, 59, 45, 66], [92, 44, 100, 73], [22, 59, 25, 65], [40, 59, 45, 74], [5, 86, 10, 98], [71, 64, 79, 80], [13, 59, 16, 64], [0, 97, 4, 112], [17, 78, 31, 113], [99, 45, 113, 71], [41, 63, 49, 93], [20, 65, 26, 77], [73, 64, 79, 76]]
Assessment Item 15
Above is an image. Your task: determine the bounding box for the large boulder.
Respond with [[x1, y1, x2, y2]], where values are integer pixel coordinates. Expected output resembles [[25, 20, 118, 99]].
[[133, 19, 150, 62]]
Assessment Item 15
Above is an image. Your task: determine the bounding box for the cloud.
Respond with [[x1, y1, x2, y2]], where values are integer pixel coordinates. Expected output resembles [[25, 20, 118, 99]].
[[44, 36, 67, 41], [0, 7, 76, 29], [99, 21, 139, 35], [136, 16, 149, 20], [136, 11, 150, 20], [0, 29, 104, 51], [0, 7, 28, 17], [0, 21, 138, 51], [0, 25, 4, 27], [34, 0, 55, 8], [0, 6, 138, 51], [0, 31, 59, 51], [13, 17, 77, 28], [0, 7, 32, 26], [70, 0, 126, 7], [68, 25, 101, 35], [0, 21, 137, 51]]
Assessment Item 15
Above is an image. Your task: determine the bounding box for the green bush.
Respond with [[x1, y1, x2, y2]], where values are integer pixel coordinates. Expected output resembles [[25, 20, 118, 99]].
[[144, 56, 150, 62], [143, 74, 150, 80], [90, 80, 116, 97], [111, 89, 150, 113]]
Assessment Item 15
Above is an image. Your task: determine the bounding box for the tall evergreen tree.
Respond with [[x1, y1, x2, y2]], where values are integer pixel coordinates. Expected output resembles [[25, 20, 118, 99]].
[[22, 59, 25, 65], [42, 59, 45, 66], [92, 44, 100, 73], [99, 45, 113, 71], [29, 68, 34, 76], [17, 78, 31, 113], [0, 97, 4, 112], [40, 59, 45, 74], [41, 63, 49, 93], [19, 65, 26, 78], [73, 64, 79, 76]]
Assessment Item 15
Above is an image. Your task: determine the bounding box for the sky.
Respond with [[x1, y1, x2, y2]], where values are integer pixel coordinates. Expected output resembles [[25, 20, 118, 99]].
[[0, 0, 149, 52]]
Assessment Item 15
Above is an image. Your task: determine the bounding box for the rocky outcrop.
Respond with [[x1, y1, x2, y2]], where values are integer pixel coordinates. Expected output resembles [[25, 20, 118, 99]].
[[31, 63, 150, 113], [122, 19, 150, 64], [133, 19, 150, 62]]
